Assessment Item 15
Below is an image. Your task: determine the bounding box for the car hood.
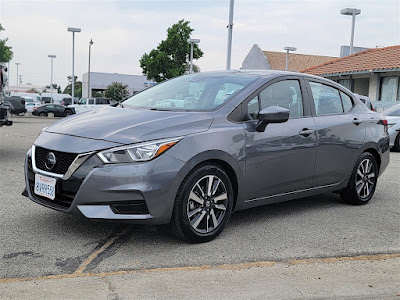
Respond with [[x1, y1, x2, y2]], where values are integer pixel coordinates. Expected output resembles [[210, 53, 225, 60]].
[[45, 106, 214, 144]]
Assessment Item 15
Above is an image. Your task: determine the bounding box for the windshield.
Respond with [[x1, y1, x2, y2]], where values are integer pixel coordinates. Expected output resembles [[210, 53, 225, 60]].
[[123, 73, 257, 111]]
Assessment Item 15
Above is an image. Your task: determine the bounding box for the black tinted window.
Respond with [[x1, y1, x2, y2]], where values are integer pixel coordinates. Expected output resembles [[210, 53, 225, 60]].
[[97, 98, 110, 104], [310, 82, 343, 115], [259, 80, 303, 118]]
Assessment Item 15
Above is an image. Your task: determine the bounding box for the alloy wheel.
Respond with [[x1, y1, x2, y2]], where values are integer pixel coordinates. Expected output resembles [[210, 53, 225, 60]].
[[355, 158, 376, 199], [187, 175, 228, 234]]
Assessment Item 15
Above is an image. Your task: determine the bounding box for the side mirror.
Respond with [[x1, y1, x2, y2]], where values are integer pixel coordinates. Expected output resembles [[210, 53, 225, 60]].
[[256, 106, 290, 132]]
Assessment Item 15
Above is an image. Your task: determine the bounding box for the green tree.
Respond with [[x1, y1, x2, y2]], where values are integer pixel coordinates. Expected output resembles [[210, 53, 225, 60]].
[[104, 82, 129, 102], [140, 19, 203, 82], [63, 76, 82, 98], [0, 24, 13, 62], [28, 88, 39, 93]]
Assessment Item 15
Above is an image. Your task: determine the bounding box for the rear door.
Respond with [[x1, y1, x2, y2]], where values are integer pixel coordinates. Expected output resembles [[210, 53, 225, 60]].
[[243, 76, 317, 201], [306, 80, 366, 187]]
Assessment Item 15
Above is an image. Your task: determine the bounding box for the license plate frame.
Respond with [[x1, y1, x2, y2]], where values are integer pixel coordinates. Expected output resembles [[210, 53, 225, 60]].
[[34, 174, 56, 200]]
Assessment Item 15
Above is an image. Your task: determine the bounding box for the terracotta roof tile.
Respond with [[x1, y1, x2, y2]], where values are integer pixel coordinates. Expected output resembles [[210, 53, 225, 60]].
[[263, 51, 337, 72], [301, 45, 400, 75]]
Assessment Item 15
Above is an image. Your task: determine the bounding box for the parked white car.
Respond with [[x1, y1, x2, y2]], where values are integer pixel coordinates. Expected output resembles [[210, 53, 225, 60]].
[[22, 96, 41, 113], [69, 98, 111, 113], [383, 103, 400, 151]]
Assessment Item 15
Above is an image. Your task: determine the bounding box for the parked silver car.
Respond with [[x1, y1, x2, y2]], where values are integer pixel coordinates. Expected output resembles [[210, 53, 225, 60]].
[[24, 70, 390, 242], [383, 103, 400, 151]]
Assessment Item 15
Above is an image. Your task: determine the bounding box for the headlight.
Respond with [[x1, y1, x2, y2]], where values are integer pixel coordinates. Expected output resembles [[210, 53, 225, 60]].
[[97, 137, 182, 163]]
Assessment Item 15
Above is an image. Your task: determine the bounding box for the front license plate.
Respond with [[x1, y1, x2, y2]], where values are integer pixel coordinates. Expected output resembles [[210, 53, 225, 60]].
[[34, 174, 56, 200]]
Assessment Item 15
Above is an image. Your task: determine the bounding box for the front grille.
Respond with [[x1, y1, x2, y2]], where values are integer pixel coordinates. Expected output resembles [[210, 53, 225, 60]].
[[27, 156, 83, 210], [35, 146, 78, 175]]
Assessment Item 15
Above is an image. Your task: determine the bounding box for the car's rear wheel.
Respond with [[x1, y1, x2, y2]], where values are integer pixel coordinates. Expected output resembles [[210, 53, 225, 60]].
[[340, 152, 378, 205], [39, 112, 47, 117], [170, 164, 233, 243], [393, 133, 400, 152]]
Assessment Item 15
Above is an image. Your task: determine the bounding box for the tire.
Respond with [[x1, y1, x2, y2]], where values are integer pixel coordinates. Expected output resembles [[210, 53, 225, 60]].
[[39, 112, 47, 117], [340, 152, 378, 205], [170, 164, 234, 243], [65, 110, 72, 116], [393, 133, 400, 152]]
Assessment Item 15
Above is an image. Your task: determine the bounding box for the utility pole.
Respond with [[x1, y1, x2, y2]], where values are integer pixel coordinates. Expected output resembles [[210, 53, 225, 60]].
[[226, 0, 234, 70], [68, 27, 81, 101], [88, 39, 93, 98], [48, 55, 56, 103], [15, 63, 20, 91]]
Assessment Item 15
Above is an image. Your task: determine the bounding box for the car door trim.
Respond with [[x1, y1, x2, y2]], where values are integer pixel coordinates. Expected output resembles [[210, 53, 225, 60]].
[[245, 181, 342, 203]]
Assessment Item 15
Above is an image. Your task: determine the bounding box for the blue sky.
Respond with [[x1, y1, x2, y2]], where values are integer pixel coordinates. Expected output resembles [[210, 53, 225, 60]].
[[0, 0, 399, 88]]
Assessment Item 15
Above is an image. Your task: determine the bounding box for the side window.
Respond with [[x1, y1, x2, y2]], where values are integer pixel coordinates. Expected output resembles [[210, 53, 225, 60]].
[[310, 82, 343, 115], [80, 99, 87, 105], [88, 99, 94, 105], [259, 80, 303, 118], [340, 91, 353, 113], [247, 96, 259, 120], [47, 105, 54, 109]]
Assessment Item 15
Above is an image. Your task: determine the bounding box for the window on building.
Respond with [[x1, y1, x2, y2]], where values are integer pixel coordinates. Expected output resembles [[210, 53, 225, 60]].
[[380, 76, 397, 101], [338, 79, 351, 90]]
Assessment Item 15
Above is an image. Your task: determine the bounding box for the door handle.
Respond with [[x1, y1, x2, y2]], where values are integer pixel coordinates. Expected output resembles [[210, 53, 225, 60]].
[[299, 129, 314, 137], [352, 118, 363, 125]]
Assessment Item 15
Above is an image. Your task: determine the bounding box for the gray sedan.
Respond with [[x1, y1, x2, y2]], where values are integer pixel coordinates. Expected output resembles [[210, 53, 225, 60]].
[[383, 103, 400, 151], [24, 70, 390, 243]]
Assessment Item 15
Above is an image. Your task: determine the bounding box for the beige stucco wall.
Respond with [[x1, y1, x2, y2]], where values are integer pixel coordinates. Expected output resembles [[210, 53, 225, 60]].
[[368, 75, 378, 101]]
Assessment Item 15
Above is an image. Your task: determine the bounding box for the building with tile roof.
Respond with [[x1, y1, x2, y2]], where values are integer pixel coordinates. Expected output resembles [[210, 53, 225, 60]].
[[302, 45, 400, 106], [241, 44, 337, 72]]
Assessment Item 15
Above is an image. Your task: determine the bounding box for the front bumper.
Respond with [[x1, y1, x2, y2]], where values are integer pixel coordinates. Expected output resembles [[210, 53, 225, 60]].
[[24, 148, 186, 225]]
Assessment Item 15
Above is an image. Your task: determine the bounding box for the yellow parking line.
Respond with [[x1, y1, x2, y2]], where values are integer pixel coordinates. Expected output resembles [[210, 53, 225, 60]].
[[74, 228, 130, 274], [1, 253, 399, 284]]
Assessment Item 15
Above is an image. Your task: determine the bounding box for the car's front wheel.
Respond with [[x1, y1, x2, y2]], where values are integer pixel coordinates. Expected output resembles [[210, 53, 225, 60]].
[[170, 164, 234, 243], [340, 152, 378, 205]]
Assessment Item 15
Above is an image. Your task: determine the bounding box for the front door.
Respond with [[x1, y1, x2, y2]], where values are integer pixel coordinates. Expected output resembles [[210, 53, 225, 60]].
[[243, 78, 317, 201]]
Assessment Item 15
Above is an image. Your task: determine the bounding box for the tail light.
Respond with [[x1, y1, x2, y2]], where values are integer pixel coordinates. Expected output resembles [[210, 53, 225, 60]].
[[33, 107, 38, 111], [379, 119, 388, 134]]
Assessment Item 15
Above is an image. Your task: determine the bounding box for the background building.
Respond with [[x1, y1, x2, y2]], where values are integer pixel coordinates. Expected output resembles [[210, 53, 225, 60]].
[[302, 45, 400, 110], [81, 72, 156, 98], [241, 44, 337, 71]]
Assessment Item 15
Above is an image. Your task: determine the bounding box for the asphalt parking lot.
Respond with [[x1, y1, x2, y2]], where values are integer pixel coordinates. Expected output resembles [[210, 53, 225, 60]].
[[1, 117, 399, 298]]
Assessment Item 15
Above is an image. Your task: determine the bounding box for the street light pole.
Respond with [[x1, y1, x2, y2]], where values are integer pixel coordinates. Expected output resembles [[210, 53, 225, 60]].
[[15, 63, 20, 92], [226, 0, 234, 70], [187, 38, 200, 74], [284, 47, 296, 71], [340, 8, 361, 56], [88, 39, 93, 98], [68, 27, 81, 102], [48, 55, 56, 103]]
